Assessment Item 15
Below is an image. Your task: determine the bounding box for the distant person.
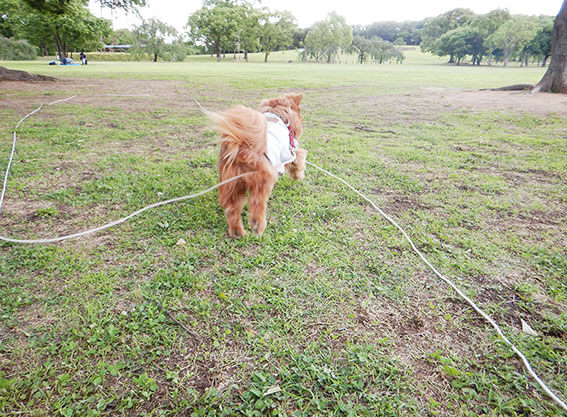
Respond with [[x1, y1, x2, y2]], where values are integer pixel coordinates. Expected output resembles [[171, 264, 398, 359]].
[[80, 52, 87, 65]]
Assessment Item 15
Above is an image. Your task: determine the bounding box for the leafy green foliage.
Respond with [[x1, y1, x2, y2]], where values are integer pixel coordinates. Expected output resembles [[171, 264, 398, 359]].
[[0, 36, 37, 59], [351, 35, 404, 64], [131, 18, 180, 62], [433, 27, 484, 65], [485, 17, 540, 66], [258, 9, 295, 63], [420, 8, 475, 55], [2, 0, 111, 57], [187, 4, 241, 62], [354, 20, 424, 46], [305, 12, 353, 63]]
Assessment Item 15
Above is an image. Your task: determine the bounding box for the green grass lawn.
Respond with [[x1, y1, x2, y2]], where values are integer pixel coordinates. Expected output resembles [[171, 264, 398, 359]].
[[0, 51, 566, 416]]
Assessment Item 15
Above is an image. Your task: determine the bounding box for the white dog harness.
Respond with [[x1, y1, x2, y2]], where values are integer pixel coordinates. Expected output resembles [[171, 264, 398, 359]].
[[263, 112, 298, 175]]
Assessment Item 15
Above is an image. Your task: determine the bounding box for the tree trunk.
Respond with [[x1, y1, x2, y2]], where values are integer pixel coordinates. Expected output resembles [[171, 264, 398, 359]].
[[154, 52, 158, 62], [534, 0, 567, 93], [503, 47, 511, 67], [244, 49, 248, 62], [264, 52, 269, 63], [216, 43, 221, 62], [54, 30, 65, 60], [542, 54, 550, 66]]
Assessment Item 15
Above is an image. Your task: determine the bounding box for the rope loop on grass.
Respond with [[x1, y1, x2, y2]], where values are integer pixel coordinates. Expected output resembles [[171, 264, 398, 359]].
[[0, 95, 253, 244]]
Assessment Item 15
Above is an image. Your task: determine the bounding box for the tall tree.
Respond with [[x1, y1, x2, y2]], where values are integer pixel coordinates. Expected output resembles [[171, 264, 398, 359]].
[[485, 17, 539, 66], [420, 8, 475, 63], [524, 17, 554, 66], [471, 8, 511, 65], [292, 27, 309, 61], [351, 35, 372, 63], [305, 11, 352, 63], [132, 18, 176, 62], [534, 0, 567, 92], [235, 3, 261, 62], [369, 37, 404, 63], [187, 4, 239, 62], [258, 9, 295, 63], [433, 27, 475, 65], [13, 0, 111, 58], [14, 0, 140, 58]]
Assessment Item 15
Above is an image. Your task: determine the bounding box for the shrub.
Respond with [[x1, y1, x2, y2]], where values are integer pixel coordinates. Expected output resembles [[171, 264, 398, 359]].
[[0, 37, 37, 60]]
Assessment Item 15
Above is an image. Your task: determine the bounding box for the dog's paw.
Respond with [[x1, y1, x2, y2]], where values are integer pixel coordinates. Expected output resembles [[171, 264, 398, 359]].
[[290, 169, 305, 181], [249, 217, 266, 236], [228, 227, 247, 239]]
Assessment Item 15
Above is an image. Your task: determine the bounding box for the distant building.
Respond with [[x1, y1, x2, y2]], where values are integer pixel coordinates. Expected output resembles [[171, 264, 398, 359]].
[[103, 44, 132, 52]]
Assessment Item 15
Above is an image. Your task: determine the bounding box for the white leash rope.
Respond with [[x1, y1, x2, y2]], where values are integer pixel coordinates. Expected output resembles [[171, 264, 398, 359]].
[[0, 96, 77, 215], [0, 96, 252, 244], [306, 160, 567, 413], [0, 172, 252, 244]]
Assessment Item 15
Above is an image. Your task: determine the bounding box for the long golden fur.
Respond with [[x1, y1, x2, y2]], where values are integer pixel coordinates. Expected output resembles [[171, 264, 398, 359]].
[[209, 94, 306, 238]]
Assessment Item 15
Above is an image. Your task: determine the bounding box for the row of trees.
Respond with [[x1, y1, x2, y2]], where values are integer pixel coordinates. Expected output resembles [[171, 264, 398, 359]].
[[354, 21, 424, 46], [0, 0, 556, 67], [186, 3, 403, 64], [0, 0, 401, 64], [0, 0, 121, 58], [420, 8, 553, 66], [187, 1, 296, 62], [114, 2, 400, 64], [1, 0, 152, 59]]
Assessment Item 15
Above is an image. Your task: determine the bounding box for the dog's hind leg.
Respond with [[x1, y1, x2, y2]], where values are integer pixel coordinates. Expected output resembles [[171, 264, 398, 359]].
[[219, 182, 248, 238], [248, 174, 276, 236]]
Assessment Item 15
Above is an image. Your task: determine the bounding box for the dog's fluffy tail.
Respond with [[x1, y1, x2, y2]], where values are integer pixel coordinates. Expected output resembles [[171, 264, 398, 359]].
[[208, 105, 268, 172]]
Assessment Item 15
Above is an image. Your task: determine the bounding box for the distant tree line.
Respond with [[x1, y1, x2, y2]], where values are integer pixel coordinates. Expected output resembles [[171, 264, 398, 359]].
[[353, 21, 424, 46], [0, 0, 554, 66], [185, 2, 401, 64], [419, 8, 553, 66]]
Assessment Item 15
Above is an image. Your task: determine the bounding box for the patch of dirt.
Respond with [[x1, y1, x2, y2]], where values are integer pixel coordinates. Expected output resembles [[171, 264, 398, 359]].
[[420, 87, 567, 116], [359, 88, 567, 127], [376, 190, 431, 214]]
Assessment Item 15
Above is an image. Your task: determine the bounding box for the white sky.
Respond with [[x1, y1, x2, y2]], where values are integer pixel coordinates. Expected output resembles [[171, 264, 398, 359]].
[[88, 0, 562, 32]]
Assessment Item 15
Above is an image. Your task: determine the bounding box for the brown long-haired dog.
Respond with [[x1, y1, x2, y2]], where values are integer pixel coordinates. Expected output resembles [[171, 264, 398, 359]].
[[209, 94, 306, 238]]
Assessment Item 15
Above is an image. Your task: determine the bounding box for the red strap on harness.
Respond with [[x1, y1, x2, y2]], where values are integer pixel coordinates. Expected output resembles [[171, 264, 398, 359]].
[[289, 130, 296, 149]]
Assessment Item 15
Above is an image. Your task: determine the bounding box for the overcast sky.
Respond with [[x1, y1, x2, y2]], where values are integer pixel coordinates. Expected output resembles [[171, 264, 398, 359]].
[[88, 0, 562, 32]]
